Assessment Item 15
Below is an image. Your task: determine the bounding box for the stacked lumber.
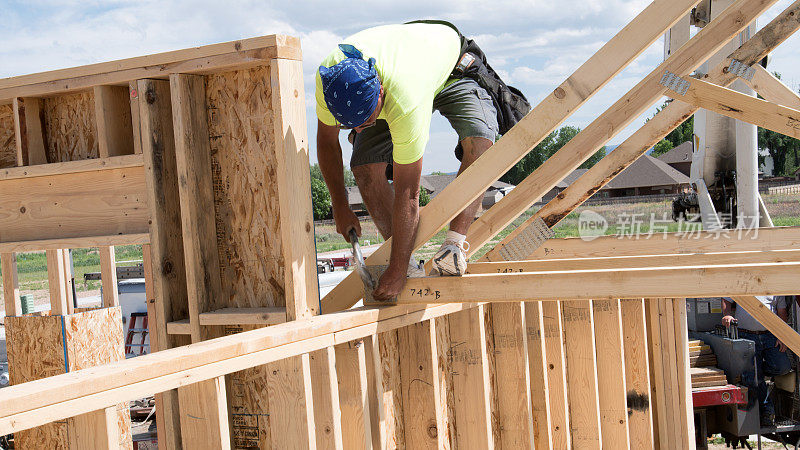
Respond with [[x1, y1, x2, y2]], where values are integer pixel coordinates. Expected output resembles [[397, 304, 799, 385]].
[[689, 339, 718, 368], [691, 367, 729, 388]]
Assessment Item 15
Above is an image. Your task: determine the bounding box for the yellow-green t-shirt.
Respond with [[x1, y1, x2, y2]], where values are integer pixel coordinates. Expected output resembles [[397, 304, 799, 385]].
[[316, 23, 461, 164]]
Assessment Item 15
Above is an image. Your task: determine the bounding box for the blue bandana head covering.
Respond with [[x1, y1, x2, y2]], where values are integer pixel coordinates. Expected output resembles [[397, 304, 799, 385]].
[[319, 44, 381, 128]]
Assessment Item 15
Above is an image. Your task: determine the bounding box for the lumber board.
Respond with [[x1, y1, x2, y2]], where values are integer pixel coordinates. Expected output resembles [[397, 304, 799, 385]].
[[0, 104, 15, 168], [129, 81, 142, 155], [530, 226, 800, 259], [749, 64, 800, 109], [562, 301, 601, 448], [335, 340, 372, 449], [483, 0, 800, 262], [392, 261, 800, 304], [398, 321, 442, 449], [539, 301, 570, 449], [177, 376, 231, 450], [0, 165, 148, 244], [620, 299, 654, 449], [592, 299, 630, 449], [199, 307, 287, 326], [672, 299, 696, 449], [0, 152, 143, 180], [70, 407, 118, 450], [375, 329, 406, 448], [363, 335, 383, 450], [1, 303, 471, 434], [1, 252, 21, 317], [447, 306, 495, 448], [99, 246, 119, 308], [732, 295, 800, 357], [271, 58, 320, 319], [94, 85, 134, 158], [46, 249, 69, 315], [666, 76, 800, 139], [322, 0, 703, 312], [469, 248, 800, 273], [14, 97, 48, 166], [171, 73, 222, 343], [310, 346, 344, 450], [524, 302, 552, 449], [470, 0, 777, 263], [0, 35, 301, 100], [139, 78, 189, 449], [266, 354, 316, 449]]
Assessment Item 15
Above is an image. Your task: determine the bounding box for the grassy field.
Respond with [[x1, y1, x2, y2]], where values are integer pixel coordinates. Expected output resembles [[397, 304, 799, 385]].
[[1, 192, 797, 305]]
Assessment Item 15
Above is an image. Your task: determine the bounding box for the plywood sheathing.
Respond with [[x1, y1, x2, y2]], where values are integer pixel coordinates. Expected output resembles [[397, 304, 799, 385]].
[[0, 104, 16, 168], [44, 90, 99, 162], [206, 66, 283, 310], [5, 308, 131, 449]]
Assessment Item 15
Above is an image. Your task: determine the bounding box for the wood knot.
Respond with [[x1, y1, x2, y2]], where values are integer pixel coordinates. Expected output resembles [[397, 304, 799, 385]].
[[145, 88, 157, 104], [427, 423, 438, 438], [19, 206, 26, 214], [553, 87, 566, 99], [294, 89, 299, 98], [549, 363, 555, 370], [162, 260, 173, 275], [306, 222, 312, 232], [234, 41, 242, 51]]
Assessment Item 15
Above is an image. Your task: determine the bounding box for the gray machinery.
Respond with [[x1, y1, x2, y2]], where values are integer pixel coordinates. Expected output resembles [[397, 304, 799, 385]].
[[671, 1, 800, 447]]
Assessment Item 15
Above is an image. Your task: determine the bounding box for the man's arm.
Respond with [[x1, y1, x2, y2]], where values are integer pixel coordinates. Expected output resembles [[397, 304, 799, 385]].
[[722, 298, 736, 327], [372, 159, 422, 301], [317, 120, 361, 241]]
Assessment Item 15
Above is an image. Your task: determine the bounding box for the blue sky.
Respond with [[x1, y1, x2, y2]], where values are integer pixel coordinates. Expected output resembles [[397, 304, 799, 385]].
[[2, 0, 799, 174]]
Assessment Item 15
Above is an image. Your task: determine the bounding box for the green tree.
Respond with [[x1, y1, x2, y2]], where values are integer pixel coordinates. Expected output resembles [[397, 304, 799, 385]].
[[500, 125, 605, 185], [756, 72, 800, 176], [419, 187, 431, 206], [310, 178, 332, 220], [649, 102, 694, 157], [310, 163, 356, 187]]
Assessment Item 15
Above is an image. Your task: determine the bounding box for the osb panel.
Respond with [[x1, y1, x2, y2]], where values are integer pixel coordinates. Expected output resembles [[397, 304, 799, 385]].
[[0, 104, 16, 168], [6, 315, 66, 383], [6, 315, 68, 449], [64, 307, 124, 370], [44, 90, 99, 162], [224, 325, 272, 449], [205, 65, 284, 310]]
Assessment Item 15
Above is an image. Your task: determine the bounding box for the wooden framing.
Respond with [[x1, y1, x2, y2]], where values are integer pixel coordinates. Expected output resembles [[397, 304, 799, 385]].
[[2, 2, 800, 448]]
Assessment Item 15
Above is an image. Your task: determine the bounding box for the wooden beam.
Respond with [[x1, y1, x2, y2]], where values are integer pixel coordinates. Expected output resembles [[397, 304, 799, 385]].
[[374, 330, 406, 448], [592, 299, 630, 448], [94, 85, 134, 157], [62, 248, 74, 314], [465, 0, 777, 264], [310, 347, 344, 450], [0, 165, 149, 244], [748, 64, 800, 109], [524, 302, 553, 449], [363, 335, 384, 450], [99, 246, 119, 308], [671, 298, 696, 450], [322, 0, 704, 312], [335, 340, 372, 449], [732, 295, 800, 357], [177, 376, 231, 450], [1, 253, 21, 317], [447, 306, 496, 448], [0, 153, 143, 181], [0, 35, 302, 99], [70, 407, 118, 450], [469, 248, 800, 273], [398, 321, 441, 449], [0, 233, 149, 254], [129, 81, 143, 155], [11, 97, 47, 166], [199, 307, 286, 326], [392, 261, 800, 304], [270, 58, 319, 319], [46, 249, 69, 315], [562, 301, 601, 448], [138, 77, 189, 449], [530, 226, 800, 259], [267, 354, 317, 448], [666, 75, 800, 139], [170, 73, 222, 343], [620, 299, 654, 448], [11, 98, 24, 166], [539, 301, 570, 448]]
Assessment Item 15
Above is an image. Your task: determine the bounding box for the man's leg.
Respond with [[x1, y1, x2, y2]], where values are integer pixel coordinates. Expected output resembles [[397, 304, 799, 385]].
[[448, 136, 494, 234], [353, 162, 394, 239], [761, 333, 792, 419]]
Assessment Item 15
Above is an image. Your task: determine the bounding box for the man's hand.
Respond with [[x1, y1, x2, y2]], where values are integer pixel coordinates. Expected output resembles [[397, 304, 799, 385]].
[[334, 205, 361, 243], [776, 339, 788, 353], [722, 315, 737, 327], [372, 265, 406, 301]]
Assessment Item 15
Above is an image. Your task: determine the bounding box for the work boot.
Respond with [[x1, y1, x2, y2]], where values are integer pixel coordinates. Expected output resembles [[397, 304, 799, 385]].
[[433, 239, 469, 276], [408, 258, 425, 278]]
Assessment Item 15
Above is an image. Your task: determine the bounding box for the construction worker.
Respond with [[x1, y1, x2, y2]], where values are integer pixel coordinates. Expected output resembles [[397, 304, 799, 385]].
[[315, 22, 503, 301], [722, 296, 792, 427]]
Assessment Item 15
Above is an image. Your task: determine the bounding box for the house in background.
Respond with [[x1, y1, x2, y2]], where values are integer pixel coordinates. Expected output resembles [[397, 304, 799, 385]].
[[656, 141, 693, 177], [540, 168, 588, 204], [346, 186, 367, 215]]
